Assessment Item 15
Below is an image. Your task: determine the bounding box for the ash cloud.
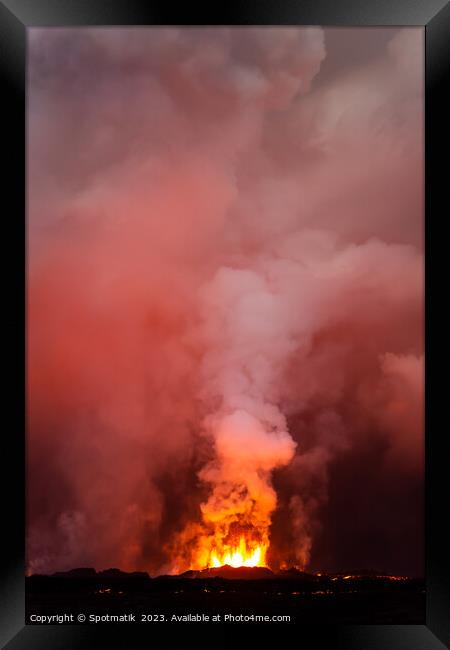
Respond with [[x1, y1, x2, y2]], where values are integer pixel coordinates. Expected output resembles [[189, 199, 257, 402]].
[[27, 27, 423, 575]]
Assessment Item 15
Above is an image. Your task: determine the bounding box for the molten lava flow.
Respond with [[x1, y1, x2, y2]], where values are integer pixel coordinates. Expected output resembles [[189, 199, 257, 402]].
[[209, 537, 267, 568]]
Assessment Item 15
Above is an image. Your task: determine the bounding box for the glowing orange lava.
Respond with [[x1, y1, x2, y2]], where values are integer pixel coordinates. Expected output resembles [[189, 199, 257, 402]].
[[208, 537, 267, 568]]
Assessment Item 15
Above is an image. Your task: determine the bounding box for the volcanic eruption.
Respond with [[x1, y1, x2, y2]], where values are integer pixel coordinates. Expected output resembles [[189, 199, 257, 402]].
[[170, 266, 299, 571], [27, 27, 424, 580]]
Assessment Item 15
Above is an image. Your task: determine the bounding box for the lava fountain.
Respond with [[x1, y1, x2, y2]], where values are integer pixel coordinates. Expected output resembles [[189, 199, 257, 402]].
[[210, 537, 266, 568], [172, 408, 296, 571], [170, 268, 299, 572]]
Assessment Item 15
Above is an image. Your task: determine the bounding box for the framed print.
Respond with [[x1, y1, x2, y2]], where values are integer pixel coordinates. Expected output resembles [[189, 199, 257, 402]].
[[1, 1, 448, 648]]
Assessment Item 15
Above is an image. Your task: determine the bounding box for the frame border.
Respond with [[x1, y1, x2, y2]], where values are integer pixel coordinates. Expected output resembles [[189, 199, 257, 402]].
[[1, 1, 448, 647]]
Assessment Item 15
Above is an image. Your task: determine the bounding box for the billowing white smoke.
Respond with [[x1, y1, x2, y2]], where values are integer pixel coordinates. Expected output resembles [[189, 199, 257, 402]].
[[192, 267, 298, 562]]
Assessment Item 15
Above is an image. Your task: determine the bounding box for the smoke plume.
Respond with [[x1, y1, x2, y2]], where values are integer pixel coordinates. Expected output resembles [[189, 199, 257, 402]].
[[27, 27, 423, 576]]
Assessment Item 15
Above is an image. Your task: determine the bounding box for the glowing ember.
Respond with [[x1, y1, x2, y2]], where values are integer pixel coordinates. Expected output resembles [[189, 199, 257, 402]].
[[209, 538, 267, 568]]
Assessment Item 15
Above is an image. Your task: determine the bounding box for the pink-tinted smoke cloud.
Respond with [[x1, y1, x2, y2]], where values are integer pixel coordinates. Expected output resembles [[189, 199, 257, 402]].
[[27, 27, 423, 576]]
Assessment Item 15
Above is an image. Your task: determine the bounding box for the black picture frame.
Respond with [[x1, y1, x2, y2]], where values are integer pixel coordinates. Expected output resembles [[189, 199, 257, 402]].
[[1, 1, 448, 648]]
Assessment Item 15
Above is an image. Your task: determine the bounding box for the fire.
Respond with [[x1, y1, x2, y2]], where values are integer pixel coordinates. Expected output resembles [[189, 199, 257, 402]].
[[167, 521, 270, 573], [169, 409, 296, 573], [209, 537, 267, 568]]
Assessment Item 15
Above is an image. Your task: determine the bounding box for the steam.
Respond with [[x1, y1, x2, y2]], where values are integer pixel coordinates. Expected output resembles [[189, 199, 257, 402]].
[[27, 27, 423, 576], [185, 267, 299, 565]]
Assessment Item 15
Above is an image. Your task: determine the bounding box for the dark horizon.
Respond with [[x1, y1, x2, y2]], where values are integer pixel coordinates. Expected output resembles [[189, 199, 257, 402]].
[[26, 565, 425, 625], [27, 563, 424, 580]]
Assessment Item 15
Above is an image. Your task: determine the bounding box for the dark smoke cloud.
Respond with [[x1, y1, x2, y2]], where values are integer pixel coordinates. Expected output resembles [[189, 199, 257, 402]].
[[27, 27, 423, 575]]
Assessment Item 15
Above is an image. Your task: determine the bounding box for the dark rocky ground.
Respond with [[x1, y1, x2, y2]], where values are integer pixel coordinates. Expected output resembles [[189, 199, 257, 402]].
[[26, 567, 425, 624]]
